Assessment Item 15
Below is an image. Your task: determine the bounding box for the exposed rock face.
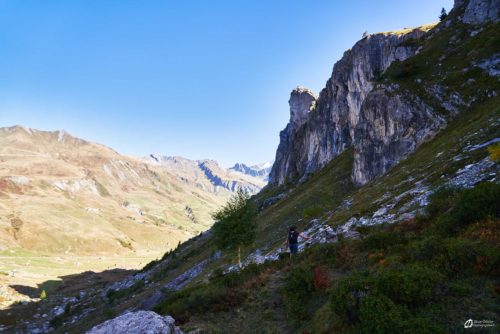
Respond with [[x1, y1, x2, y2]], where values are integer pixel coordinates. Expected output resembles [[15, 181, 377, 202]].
[[455, 0, 499, 24], [289, 87, 318, 127], [269, 27, 431, 186], [352, 90, 445, 184], [270, 87, 318, 185], [86, 311, 183, 334]]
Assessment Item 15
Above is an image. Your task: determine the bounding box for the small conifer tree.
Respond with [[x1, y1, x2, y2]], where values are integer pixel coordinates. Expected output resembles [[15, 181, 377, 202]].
[[439, 8, 448, 21], [212, 188, 256, 267]]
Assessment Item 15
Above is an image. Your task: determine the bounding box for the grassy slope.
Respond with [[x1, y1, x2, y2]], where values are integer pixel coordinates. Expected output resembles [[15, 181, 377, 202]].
[[151, 97, 498, 334], [147, 15, 500, 333], [56, 92, 497, 333]]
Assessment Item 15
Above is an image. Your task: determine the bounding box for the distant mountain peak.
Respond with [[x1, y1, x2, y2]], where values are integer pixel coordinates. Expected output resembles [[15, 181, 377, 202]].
[[144, 154, 266, 193], [229, 161, 273, 182]]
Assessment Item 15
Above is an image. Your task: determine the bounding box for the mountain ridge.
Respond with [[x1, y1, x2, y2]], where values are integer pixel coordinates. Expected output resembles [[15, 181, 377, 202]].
[[0, 125, 267, 256]]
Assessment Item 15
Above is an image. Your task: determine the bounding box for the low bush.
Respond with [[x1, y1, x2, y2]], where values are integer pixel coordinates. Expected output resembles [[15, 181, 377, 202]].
[[330, 271, 373, 325], [402, 317, 445, 334], [302, 243, 337, 263], [375, 264, 444, 307], [334, 241, 356, 269], [331, 265, 444, 331], [426, 186, 460, 218], [357, 293, 407, 334], [281, 265, 315, 322], [487, 143, 500, 162], [432, 183, 499, 235], [312, 266, 330, 290], [407, 235, 443, 261], [156, 283, 246, 324], [361, 230, 407, 251], [451, 182, 499, 228], [311, 302, 337, 334]]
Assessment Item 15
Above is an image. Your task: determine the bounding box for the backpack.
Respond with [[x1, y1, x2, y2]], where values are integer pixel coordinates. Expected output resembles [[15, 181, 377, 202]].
[[288, 230, 299, 244]]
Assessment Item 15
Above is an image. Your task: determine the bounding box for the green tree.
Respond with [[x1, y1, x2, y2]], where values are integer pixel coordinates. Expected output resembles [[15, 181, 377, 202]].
[[439, 8, 447, 21], [212, 188, 256, 267], [40, 289, 47, 300]]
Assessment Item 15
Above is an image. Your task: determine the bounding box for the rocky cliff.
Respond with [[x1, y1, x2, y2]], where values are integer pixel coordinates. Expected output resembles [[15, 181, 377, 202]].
[[455, 0, 499, 24], [270, 0, 499, 186]]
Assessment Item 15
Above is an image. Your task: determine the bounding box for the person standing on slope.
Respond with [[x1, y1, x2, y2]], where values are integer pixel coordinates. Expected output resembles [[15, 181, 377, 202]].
[[286, 225, 309, 255]]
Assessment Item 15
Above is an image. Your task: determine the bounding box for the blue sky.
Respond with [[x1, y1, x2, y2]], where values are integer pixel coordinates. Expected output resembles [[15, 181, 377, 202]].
[[0, 0, 453, 167]]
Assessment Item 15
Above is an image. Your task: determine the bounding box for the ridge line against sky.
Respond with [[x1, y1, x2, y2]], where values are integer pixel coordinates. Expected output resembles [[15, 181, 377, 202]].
[[0, 0, 453, 167]]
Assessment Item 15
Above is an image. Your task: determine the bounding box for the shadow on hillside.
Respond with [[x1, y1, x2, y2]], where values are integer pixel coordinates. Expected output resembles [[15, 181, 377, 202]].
[[0, 268, 136, 328]]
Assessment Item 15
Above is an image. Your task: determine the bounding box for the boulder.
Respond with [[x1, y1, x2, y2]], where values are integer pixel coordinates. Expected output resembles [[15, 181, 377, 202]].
[[86, 311, 183, 334]]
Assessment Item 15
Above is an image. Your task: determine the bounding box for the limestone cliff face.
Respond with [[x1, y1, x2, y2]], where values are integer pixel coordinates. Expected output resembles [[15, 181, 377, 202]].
[[269, 28, 431, 185], [352, 89, 445, 184], [270, 0, 498, 187], [454, 0, 499, 24]]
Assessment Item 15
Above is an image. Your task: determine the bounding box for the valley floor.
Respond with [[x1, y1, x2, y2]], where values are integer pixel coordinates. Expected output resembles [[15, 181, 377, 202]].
[[0, 251, 162, 309]]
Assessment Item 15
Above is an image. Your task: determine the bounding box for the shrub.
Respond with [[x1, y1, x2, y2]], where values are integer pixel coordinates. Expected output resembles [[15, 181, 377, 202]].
[[156, 284, 246, 324], [357, 294, 407, 334], [303, 243, 337, 263], [451, 182, 499, 228], [40, 289, 47, 300], [331, 271, 373, 325], [312, 302, 337, 334], [64, 303, 71, 315], [464, 218, 500, 244], [219, 271, 243, 288], [335, 242, 356, 269], [431, 183, 499, 235], [361, 231, 407, 251], [403, 317, 445, 334], [376, 264, 444, 307], [388, 60, 419, 79], [49, 315, 64, 328], [426, 186, 460, 218], [281, 265, 315, 321], [475, 247, 500, 276], [408, 235, 443, 261], [312, 266, 330, 290], [433, 238, 483, 274], [488, 143, 500, 162]]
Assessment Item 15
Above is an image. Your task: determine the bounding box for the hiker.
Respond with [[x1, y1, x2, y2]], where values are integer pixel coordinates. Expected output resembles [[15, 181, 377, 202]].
[[286, 225, 309, 255]]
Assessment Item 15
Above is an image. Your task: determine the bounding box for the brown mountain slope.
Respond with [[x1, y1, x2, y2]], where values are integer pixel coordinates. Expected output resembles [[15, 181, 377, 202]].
[[0, 126, 265, 257]]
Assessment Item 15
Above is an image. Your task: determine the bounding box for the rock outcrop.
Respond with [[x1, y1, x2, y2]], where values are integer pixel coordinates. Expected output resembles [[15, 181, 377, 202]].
[[269, 27, 432, 186], [454, 0, 499, 24], [87, 311, 183, 334], [352, 89, 445, 184], [270, 0, 497, 187]]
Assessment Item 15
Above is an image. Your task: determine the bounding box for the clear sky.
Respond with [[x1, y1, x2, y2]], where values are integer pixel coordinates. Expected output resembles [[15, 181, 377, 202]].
[[0, 0, 453, 167]]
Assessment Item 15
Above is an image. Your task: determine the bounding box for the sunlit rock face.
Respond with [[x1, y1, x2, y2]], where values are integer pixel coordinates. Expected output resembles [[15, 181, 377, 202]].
[[269, 27, 433, 186], [455, 0, 499, 24]]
